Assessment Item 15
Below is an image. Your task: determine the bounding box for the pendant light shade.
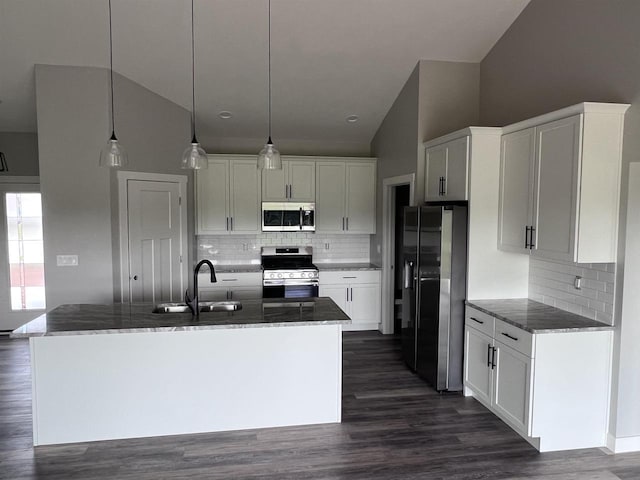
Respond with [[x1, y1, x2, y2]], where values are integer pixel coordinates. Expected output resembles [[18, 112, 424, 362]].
[[100, 0, 128, 168], [181, 0, 208, 170], [257, 0, 282, 170]]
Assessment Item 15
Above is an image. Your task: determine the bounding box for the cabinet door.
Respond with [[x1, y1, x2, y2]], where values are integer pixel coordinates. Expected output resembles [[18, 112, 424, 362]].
[[345, 162, 376, 234], [229, 160, 261, 234], [443, 137, 468, 200], [492, 340, 533, 436], [316, 162, 346, 233], [425, 145, 447, 200], [288, 160, 315, 201], [196, 159, 229, 234], [349, 283, 381, 331], [463, 327, 493, 407], [319, 285, 348, 314], [532, 115, 581, 262], [498, 128, 535, 253], [261, 163, 287, 201], [229, 286, 262, 300]]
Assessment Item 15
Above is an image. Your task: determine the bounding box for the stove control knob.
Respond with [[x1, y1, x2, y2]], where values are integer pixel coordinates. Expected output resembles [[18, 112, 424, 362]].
[[277, 273, 283, 278], [269, 273, 275, 279], [300, 272, 306, 278], [289, 273, 294, 278], [310, 271, 316, 278]]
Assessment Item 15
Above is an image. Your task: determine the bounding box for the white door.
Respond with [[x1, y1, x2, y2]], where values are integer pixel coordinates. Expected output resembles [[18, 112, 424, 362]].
[[345, 162, 376, 234], [127, 179, 185, 303], [492, 340, 532, 435], [288, 160, 315, 201], [349, 283, 381, 330], [532, 115, 581, 262], [443, 137, 468, 200], [316, 162, 346, 233], [425, 146, 447, 200], [463, 327, 493, 406], [498, 128, 536, 253], [0, 182, 45, 331], [229, 160, 261, 234]]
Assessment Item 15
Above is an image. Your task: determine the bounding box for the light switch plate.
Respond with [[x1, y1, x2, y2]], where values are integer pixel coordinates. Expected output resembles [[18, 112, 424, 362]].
[[57, 255, 78, 267]]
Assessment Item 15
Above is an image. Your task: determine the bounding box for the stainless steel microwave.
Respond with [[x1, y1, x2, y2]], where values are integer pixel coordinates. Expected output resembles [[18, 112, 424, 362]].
[[262, 202, 315, 232]]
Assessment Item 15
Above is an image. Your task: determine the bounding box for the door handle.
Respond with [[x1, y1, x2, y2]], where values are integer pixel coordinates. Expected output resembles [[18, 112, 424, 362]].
[[470, 317, 484, 325], [529, 226, 536, 249], [441, 177, 446, 196], [501, 332, 519, 342], [299, 207, 303, 230], [403, 261, 415, 289], [289, 184, 292, 198], [342, 217, 345, 231], [226, 217, 229, 231], [132, 275, 138, 281], [230, 217, 233, 231], [525, 226, 530, 248], [346, 217, 349, 231], [487, 344, 492, 367], [491, 347, 497, 369], [286, 184, 289, 198]]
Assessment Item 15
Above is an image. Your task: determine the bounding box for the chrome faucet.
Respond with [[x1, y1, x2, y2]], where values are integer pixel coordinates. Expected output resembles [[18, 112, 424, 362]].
[[185, 259, 217, 315]]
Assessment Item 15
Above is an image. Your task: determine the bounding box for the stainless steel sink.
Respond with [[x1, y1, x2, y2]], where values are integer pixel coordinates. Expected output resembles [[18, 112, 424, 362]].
[[199, 301, 242, 312], [152, 303, 192, 314]]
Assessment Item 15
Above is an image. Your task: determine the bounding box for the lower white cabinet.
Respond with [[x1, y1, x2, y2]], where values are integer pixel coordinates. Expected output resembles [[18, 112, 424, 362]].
[[463, 306, 612, 452], [198, 272, 262, 301], [319, 270, 380, 331]]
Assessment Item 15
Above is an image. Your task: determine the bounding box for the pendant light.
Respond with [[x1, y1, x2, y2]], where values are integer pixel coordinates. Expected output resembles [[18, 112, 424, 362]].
[[257, 0, 282, 170], [100, 0, 128, 168], [181, 0, 208, 170]]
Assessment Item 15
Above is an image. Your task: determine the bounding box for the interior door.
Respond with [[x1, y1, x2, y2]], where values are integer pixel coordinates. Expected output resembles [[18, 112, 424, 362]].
[[0, 182, 44, 331], [127, 179, 185, 303]]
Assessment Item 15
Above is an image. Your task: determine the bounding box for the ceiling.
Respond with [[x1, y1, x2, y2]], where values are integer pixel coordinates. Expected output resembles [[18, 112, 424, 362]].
[[0, 0, 530, 146]]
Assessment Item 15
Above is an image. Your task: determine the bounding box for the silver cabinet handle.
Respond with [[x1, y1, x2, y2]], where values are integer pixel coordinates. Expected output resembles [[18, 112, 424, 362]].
[[470, 317, 484, 324], [403, 261, 414, 289], [230, 217, 233, 231], [346, 217, 349, 230], [530, 226, 536, 249], [226, 217, 229, 231], [525, 226, 530, 248], [289, 184, 293, 198], [501, 332, 519, 342], [342, 217, 345, 231]]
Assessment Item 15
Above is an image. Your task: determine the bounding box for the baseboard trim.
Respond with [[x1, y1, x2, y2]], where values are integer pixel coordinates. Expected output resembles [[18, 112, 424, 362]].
[[607, 433, 640, 453]]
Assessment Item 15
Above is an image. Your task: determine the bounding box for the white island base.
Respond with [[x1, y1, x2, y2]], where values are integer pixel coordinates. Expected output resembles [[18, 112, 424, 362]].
[[30, 324, 343, 446]]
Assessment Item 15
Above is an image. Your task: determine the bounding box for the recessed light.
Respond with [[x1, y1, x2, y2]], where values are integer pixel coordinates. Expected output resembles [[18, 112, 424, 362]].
[[218, 111, 233, 119], [346, 115, 358, 123]]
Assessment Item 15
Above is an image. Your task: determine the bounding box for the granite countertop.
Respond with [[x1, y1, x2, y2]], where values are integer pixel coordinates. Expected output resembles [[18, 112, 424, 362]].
[[213, 265, 262, 273], [11, 298, 351, 338], [465, 298, 614, 333], [316, 263, 381, 271]]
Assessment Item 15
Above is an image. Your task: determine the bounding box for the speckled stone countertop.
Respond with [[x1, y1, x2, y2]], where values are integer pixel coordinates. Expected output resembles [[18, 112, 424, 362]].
[[316, 263, 381, 271], [465, 299, 614, 333], [213, 265, 262, 273], [11, 298, 351, 338]]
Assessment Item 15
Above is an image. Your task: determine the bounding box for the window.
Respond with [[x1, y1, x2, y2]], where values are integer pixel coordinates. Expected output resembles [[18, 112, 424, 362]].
[[5, 193, 45, 310]]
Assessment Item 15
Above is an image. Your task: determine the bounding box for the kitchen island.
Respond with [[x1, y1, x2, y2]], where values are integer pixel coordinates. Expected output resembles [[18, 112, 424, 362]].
[[12, 298, 350, 446]]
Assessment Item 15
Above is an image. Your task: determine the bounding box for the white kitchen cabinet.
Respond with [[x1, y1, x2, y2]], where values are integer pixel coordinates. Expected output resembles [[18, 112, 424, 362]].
[[196, 156, 261, 235], [463, 305, 613, 452], [316, 160, 376, 234], [262, 159, 315, 202], [423, 136, 468, 201], [198, 272, 262, 301], [319, 270, 380, 331], [498, 103, 629, 263]]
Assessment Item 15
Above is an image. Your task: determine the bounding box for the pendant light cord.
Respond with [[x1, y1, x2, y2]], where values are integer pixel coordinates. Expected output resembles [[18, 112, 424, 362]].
[[108, 0, 116, 138], [191, 0, 197, 143], [267, 0, 272, 144]]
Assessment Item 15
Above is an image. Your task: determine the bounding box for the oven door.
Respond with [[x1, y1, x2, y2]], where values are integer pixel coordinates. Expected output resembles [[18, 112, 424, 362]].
[[262, 202, 315, 232], [262, 280, 319, 299]]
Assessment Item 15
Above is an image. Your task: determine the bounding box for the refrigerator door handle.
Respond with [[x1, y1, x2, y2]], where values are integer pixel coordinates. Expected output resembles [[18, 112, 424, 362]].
[[403, 261, 415, 289]]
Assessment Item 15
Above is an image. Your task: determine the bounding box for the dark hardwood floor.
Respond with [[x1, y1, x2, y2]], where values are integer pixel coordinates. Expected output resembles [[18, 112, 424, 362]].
[[2, 332, 640, 479]]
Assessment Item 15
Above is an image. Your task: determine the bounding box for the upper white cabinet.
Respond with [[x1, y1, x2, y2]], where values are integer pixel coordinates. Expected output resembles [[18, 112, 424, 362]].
[[498, 103, 629, 263], [424, 136, 469, 201], [262, 159, 315, 202], [316, 159, 376, 234], [196, 156, 261, 235]]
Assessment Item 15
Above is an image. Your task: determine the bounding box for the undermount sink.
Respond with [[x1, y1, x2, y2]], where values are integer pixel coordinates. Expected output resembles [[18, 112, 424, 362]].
[[152, 301, 242, 314], [199, 301, 242, 312]]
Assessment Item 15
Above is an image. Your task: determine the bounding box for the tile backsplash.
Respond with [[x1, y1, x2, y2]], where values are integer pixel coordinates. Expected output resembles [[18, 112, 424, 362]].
[[528, 257, 615, 325], [197, 233, 371, 265]]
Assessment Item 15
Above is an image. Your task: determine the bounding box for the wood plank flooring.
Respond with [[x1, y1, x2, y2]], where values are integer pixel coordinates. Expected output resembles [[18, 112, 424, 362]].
[[2, 332, 640, 479]]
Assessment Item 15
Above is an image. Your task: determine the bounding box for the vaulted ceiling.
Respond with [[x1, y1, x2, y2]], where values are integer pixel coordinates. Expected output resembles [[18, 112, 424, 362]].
[[0, 0, 529, 145]]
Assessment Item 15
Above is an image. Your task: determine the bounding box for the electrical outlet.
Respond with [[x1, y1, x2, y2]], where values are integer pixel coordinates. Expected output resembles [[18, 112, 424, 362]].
[[574, 275, 582, 290], [324, 243, 330, 250], [57, 255, 78, 267]]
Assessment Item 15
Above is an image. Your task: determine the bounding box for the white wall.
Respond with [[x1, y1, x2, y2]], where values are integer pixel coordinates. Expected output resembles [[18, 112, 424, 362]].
[[0, 132, 39, 176]]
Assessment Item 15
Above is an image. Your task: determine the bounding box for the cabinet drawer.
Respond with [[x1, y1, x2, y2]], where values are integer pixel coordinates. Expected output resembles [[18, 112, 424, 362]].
[[198, 272, 261, 288], [319, 270, 380, 285], [465, 307, 495, 337], [494, 319, 534, 357]]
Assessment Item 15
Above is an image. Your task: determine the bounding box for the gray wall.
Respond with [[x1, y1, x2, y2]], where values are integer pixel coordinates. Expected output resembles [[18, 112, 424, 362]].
[[200, 136, 370, 158], [369, 60, 480, 265], [479, 0, 640, 441], [35, 65, 191, 309], [0, 132, 39, 176]]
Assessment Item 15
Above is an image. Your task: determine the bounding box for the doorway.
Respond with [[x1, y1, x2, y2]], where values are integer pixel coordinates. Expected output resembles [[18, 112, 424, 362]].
[[118, 172, 188, 304], [381, 174, 415, 335]]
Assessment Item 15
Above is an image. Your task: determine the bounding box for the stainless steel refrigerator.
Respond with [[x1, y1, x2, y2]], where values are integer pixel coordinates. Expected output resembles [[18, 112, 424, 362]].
[[401, 202, 468, 392]]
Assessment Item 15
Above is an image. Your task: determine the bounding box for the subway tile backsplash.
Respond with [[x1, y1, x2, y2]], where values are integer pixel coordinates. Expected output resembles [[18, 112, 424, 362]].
[[197, 233, 371, 265], [528, 257, 615, 325]]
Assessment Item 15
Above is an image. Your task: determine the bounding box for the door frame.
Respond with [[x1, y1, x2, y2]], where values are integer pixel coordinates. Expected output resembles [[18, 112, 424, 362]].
[[380, 173, 415, 335], [117, 171, 189, 303]]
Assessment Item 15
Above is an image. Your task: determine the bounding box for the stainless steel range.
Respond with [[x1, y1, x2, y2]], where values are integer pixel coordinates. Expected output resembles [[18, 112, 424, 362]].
[[261, 247, 319, 299]]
